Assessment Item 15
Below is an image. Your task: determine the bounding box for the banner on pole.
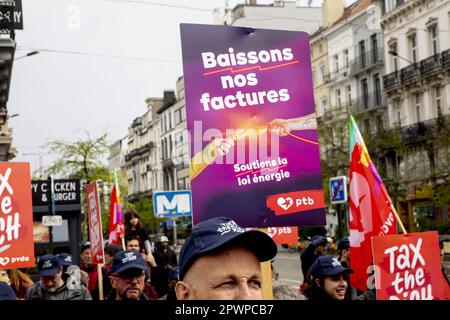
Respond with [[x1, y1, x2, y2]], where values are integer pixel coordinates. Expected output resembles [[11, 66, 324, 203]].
[[86, 182, 105, 264], [180, 23, 325, 228], [0, 162, 35, 269]]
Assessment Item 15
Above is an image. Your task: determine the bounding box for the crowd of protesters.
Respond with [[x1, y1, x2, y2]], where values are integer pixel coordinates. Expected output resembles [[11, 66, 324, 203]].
[[0, 212, 449, 301]]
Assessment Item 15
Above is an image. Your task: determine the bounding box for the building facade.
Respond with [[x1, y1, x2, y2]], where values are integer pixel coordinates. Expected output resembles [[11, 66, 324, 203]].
[[123, 98, 163, 201], [381, 0, 450, 231], [214, 0, 322, 33]]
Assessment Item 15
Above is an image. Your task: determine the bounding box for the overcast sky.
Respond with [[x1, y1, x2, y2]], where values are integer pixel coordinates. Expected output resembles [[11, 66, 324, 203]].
[[10, 0, 355, 175]]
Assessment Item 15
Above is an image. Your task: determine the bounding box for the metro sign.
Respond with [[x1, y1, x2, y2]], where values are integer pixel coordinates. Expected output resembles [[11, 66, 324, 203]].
[[153, 190, 192, 218]]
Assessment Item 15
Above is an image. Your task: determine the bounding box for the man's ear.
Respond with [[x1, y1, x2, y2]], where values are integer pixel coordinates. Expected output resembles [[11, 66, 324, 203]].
[[109, 276, 117, 289], [175, 281, 192, 300]]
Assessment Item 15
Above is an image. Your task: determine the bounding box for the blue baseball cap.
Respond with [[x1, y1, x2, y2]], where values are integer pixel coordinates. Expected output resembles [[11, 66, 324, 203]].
[[310, 256, 353, 278], [109, 250, 149, 275], [56, 253, 74, 267], [37, 254, 62, 277], [338, 237, 350, 252], [0, 282, 17, 300], [168, 266, 179, 281], [311, 235, 327, 247], [178, 217, 277, 280]]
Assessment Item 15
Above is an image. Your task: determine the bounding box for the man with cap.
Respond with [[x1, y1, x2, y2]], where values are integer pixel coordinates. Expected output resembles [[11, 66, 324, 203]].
[[300, 235, 328, 280], [301, 255, 353, 300], [24, 254, 92, 300], [152, 235, 177, 297], [175, 217, 277, 300], [107, 250, 150, 300], [79, 242, 98, 294], [56, 253, 74, 272]]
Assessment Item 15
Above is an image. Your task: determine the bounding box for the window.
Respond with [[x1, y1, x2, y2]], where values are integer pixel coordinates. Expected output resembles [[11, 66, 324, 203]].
[[334, 54, 339, 72], [344, 49, 349, 68], [346, 85, 352, 106], [168, 112, 172, 130], [181, 106, 186, 121], [414, 93, 421, 122], [429, 24, 439, 56], [359, 40, 366, 68], [321, 97, 327, 115], [336, 89, 342, 107], [376, 115, 383, 133], [361, 79, 369, 109], [319, 63, 325, 84], [371, 34, 378, 63], [174, 109, 181, 125], [409, 33, 417, 63], [319, 44, 323, 55], [374, 74, 381, 106], [312, 68, 316, 86], [434, 86, 442, 115], [390, 42, 398, 72], [394, 100, 401, 126]]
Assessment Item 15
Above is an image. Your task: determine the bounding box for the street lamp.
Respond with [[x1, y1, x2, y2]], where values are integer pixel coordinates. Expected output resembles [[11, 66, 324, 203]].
[[14, 50, 40, 61], [388, 50, 414, 65], [7, 113, 19, 119]]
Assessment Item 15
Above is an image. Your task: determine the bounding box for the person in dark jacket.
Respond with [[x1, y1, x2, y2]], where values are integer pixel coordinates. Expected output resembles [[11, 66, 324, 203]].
[[124, 210, 152, 255], [337, 237, 350, 268], [300, 235, 328, 280], [152, 235, 178, 297], [25, 254, 92, 300]]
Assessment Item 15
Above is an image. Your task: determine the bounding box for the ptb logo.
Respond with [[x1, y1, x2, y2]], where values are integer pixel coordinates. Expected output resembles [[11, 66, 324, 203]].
[[153, 191, 192, 218]]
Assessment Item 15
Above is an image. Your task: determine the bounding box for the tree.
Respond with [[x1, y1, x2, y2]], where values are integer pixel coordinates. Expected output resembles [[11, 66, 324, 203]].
[[42, 132, 132, 241]]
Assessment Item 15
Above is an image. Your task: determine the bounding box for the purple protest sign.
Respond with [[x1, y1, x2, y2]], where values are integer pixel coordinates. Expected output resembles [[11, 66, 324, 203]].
[[180, 23, 326, 228]]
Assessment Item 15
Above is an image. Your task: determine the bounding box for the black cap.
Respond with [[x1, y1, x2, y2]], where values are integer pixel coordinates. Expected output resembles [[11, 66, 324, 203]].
[[178, 217, 277, 280], [37, 254, 61, 277], [109, 250, 149, 275], [310, 256, 353, 278], [80, 242, 91, 254]]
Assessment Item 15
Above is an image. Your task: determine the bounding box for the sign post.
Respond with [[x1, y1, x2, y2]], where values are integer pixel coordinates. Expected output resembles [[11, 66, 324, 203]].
[[330, 176, 347, 236]]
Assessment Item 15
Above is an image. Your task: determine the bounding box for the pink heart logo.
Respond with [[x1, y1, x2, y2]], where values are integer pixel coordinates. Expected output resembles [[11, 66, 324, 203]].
[[0, 256, 10, 266]]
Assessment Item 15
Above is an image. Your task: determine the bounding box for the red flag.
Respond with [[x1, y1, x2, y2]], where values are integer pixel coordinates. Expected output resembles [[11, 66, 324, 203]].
[[348, 115, 398, 292], [108, 171, 124, 245]]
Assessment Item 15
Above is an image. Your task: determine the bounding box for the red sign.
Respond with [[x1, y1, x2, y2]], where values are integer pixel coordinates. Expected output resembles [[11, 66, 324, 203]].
[[266, 190, 325, 216], [372, 231, 447, 300], [86, 182, 105, 264], [0, 163, 35, 269], [267, 226, 298, 245]]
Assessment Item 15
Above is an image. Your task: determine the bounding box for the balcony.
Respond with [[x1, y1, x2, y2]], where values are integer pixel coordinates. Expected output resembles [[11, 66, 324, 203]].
[[400, 63, 420, 84], [401, 122, 427, 144], [354, 91, 386, 113], [383, 71, 400, 90], [442, 49, 450, 69], [384, 49, 450, 92], [351, 48, 384, 75], [124, 141, 155, 162], [420, 54, 441, 77], [329, 67, 350, 83]]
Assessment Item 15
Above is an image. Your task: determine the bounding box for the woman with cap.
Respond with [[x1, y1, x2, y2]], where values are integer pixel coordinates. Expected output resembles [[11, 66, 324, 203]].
[[301, 256, 353, 300]]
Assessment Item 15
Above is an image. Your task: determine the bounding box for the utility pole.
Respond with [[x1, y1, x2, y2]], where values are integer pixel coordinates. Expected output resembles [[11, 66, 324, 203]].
[[47, 175, 55, 253]]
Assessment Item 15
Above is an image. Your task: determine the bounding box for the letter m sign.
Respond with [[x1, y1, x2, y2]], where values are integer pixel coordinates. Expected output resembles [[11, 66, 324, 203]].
[[153, 190, 192, 218]]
